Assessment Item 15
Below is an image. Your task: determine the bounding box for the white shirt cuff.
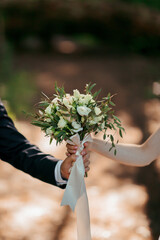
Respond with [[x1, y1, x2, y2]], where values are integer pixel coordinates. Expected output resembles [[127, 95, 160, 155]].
[[55, 160, 68, 185]]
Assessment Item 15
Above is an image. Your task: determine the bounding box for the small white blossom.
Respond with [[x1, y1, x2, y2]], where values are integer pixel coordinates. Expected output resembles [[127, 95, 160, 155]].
[[84, 94, 93, 103], [63, 98, 72, 109], [72, 121, 81, 129], [77, 106, 91, 116], [73, 89, 81, 98], [89, 115, 103, 125], [95, 115, 103, 122], [46, 127, 53, 136], [66, 94, 73, 104], [89, 120, 96, 125], [95, 106, 101, 115], [39, 110, 43, 115], [52, 97, 59, 104], [45, 104, 52, 115], [46, 118, 52, 123], [58, 117, 67, 129]]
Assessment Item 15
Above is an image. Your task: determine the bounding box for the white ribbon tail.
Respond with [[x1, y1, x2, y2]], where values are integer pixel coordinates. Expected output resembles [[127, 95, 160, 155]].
[[61, 133, 92, 240]]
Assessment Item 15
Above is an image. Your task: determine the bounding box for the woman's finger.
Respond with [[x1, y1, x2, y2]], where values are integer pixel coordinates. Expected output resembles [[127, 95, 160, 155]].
[[85, 167, 90, 172], [84, 160, 90, 168], [66, 152, 71, 157], [83, 153, 90, 163], [84, 142, 89, 148]]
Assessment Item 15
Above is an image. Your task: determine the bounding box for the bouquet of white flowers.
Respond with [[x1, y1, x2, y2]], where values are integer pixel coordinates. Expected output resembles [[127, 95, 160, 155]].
[[32, 83, 124, 154], [32, 83, 125, 240]]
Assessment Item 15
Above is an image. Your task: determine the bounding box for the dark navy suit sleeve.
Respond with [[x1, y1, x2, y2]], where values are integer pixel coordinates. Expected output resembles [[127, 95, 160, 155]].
[[0, 101, 65, 188]]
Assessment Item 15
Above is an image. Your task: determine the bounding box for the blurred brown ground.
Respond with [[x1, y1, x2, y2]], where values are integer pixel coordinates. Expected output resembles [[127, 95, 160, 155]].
[[0, 54, 160, 240]]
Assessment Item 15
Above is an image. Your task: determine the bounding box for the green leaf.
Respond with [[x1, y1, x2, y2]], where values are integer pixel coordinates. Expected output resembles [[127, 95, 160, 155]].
[[114, 149, 117, 155], [89, 83, 96, 93], [103, 133, 106, 140], [38, 101, 49, 107], [119, 129, 123, 138], [110, 134, 114, 142], [32, 121, 50, 128], [113, 115, 121, 123], [110, 101, 115, 106], [50, 137, 53, 144], [93, 89, 101, 99], [109, 146, 113, 152]]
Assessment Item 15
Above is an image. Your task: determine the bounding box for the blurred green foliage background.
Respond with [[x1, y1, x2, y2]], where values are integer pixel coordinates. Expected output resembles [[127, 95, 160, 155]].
[[0, 0, 160, 117]]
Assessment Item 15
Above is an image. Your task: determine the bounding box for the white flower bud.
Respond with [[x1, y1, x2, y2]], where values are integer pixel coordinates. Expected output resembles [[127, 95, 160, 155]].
[[39, 110, 43, 115], [46, 126, 53, 136], [46, 118, 52, 123], [58, 117, 67, 129], [77, 106, 91, 116], [45, 104, 52, 115], [72, 121, 81, 129], [63, 98, 71, 109], [95, 106, 101, 115], [73, 89, 81, 98]]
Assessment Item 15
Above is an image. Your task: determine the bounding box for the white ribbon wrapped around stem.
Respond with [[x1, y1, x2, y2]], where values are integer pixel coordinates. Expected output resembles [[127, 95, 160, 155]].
[[61, 133, 92, 240]]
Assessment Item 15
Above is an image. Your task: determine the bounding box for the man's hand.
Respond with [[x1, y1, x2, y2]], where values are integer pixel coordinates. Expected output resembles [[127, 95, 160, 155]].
[[61, 155, 77, 180], [66, 142, 90, 176]]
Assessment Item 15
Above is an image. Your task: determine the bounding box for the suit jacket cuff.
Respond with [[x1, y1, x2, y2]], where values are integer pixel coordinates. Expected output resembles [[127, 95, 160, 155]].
[[55, 160, 68, 185]]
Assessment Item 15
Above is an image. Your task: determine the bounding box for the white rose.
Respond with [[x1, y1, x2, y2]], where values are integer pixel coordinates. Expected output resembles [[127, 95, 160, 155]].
[[63, 98, 71, 109], [93, 115, 103, 123], [66, 94, 73, 104], [45, 104, 52, 115], [89, 120, 97, 125], [52, 97, 59, 104], [79, 94, 92, 105], [95, 106, 101, 115], [77, 106, 91, 116], [46, 126, 53, 136], [84, 94, 93, 104], [72, 121, 81, 129], [73, 89, 81, 98], [79, 98, 86, 105], [58, 117, 67, 129]]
